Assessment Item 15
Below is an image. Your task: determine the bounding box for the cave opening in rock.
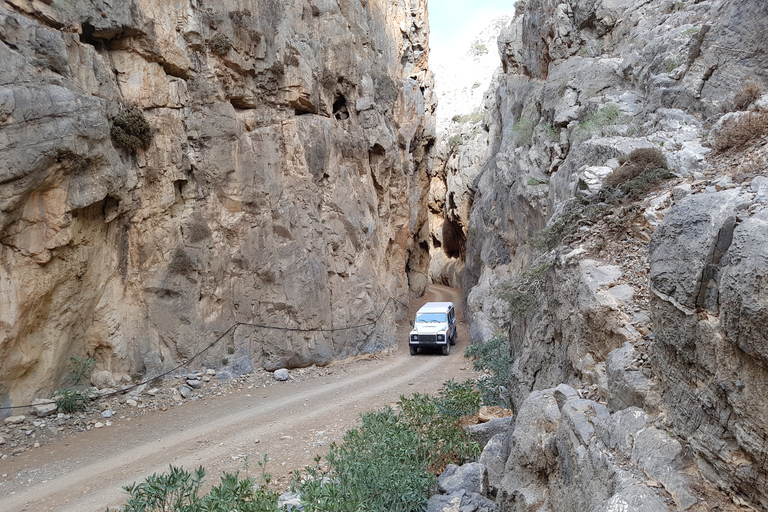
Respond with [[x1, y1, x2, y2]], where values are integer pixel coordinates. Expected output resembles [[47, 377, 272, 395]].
[[333, 94, 349, 120]]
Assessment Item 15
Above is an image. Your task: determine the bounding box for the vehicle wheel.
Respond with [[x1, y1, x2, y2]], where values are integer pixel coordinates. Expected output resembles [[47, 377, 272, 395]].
[[442, 344, 450, 356], [409, 346, 417, 356], [450, 332, 456, 346]]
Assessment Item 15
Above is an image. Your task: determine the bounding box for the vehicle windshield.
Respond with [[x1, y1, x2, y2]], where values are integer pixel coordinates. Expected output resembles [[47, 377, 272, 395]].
[[416, 313, 447, 324]]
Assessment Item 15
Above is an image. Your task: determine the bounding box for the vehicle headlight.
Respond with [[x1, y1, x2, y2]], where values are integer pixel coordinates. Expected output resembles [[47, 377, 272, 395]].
[[410, 334, 418, 341], [437, 334, 445, 341]]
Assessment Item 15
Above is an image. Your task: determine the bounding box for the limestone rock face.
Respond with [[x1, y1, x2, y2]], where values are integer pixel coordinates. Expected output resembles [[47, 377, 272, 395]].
[[650, 192, 768, 509], [456, 0, 768, 508], [0, 0, 435, 410], [496, 385, 678, 512]]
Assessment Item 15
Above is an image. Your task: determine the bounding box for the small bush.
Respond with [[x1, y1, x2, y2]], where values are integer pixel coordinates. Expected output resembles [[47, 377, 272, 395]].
[[435, 379, 481, 419], [464, 333, 512, 408], [472, 81, 481, 89], [616, 167, 675, 198], [733, 82, 762, 111], [227, 346, 235, 355], [604, 148, 667, 188], [448, 134, 463, 149], [110, 465, 280, 512], [54, 389, 90, 413], [603, 147, 674, 199], [526, 177, 549, 186], [574, 105, 624, 141], [294, 387, 480, 512], [67, 356, 96, 385], [209, 33, 232, 55], [474, 43, 488, 55], [713, 111, 768, 151], [111, 108, 152, 150]]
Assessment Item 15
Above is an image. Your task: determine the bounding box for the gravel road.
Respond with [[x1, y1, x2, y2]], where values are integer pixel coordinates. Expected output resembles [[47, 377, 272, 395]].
[[0, 285, 475, 512]]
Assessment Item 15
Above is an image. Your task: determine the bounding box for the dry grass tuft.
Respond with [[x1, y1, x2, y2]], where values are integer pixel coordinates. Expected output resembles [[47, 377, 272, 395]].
[[713, 111, 768, 151], [733, 82, 762, 111]]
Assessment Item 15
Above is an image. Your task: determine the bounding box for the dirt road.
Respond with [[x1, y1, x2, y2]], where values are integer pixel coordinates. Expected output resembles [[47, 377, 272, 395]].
[[0, 285, 475, 512]]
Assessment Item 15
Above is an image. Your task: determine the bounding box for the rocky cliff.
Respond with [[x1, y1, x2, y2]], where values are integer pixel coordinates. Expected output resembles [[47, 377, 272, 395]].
[[0, 0, 435, 411], [443, 0, 768, 510]]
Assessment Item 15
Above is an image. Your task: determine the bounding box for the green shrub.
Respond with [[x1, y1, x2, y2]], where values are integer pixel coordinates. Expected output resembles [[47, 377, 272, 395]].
[[436, 379, 481, 419], [448, 135, 463, 149], [209, 33, 232, 55], [474, 43, 488, 55], [67, 356, 96, 385], [294, 387, 480, 512], [526, 177, 549, 186], [574, 105, 624, 141], [53, 389, 90, 413], [464, 333, 512, 408], [111, 108, 152, 150], [109, 465, 280, 512]]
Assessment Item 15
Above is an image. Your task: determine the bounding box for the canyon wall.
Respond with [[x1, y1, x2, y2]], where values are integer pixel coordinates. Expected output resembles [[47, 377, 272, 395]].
[[0, 0, 435, 411], [448, 0, 768, 510]]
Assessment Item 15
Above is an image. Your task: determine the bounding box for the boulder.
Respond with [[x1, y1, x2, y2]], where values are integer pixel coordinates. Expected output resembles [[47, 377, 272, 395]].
[[438, 463, 489, 496], [91, 371, 117, 390], [274, 369, 290, 382], [468, 416, 514, 449], [427, 490, 494, 512], [31, 398, 57, 417]]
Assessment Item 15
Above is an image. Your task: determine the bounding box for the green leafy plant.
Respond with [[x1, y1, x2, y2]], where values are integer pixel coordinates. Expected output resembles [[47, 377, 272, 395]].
[[109, 464, 280, 512], [464, 333, 512, 408], [111, 108, 152, 150], [209, 33, 232, 55], [473, 43, 488, 55], [573, 105, 625, 141], [294, 387, 480, 512], [227, 347, 235, 355], [68, 356, 96, 385], [435, 379, 481, 419], [53, 389, 90, 413], [526, 177, 549, 186], [448, 134, 463, 149]]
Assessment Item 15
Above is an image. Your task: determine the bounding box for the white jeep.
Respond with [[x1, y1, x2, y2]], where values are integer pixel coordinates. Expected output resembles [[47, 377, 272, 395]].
[[408, 302, 457, 356]]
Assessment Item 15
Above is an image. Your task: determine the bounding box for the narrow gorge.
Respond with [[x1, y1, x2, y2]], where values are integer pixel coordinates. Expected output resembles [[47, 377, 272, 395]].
[[1, 0, 435, 408], [2, 0, 768, 511]]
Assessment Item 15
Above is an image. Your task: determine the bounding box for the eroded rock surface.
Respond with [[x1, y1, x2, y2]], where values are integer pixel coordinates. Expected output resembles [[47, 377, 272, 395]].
[[452, 0, 768, 509], [0, 0, 435, 410]]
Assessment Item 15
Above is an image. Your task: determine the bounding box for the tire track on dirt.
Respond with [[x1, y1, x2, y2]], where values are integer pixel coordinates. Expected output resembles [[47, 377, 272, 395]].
[[1, 285, 469, 512]]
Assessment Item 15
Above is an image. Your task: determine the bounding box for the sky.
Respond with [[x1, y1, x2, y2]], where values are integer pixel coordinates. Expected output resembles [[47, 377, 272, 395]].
[[429, 0, 515, 64]]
